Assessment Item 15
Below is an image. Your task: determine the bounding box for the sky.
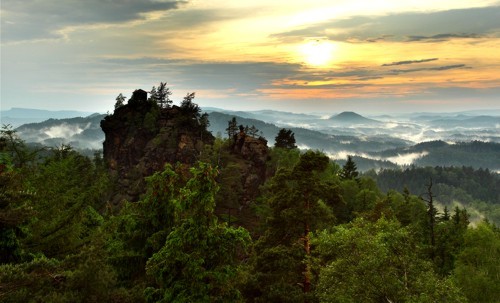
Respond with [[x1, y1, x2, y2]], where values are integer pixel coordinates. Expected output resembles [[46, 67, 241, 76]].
[[1, 0, 500, 114]]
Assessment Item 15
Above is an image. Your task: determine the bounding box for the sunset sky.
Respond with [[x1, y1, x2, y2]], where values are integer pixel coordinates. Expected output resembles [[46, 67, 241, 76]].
[[1, 0, 500, 114]]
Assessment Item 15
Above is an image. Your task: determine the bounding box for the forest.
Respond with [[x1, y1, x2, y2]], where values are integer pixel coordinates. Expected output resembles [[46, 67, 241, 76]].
[[1, 88, 499, 303]]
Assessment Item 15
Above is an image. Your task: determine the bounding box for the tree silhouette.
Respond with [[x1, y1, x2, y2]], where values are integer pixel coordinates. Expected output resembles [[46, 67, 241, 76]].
[[340, 155, 359, 181], [274, 128, 296, 149], [149, 82, 172, 108], [226, 117, 238, 139], [114, 93, 126, 110]]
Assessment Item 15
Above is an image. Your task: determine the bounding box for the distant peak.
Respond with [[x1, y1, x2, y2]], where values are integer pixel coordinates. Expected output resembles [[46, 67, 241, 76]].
[[328, 111, 381, 124], [336, 111, 363, 117], [330, 111, 366, 120]]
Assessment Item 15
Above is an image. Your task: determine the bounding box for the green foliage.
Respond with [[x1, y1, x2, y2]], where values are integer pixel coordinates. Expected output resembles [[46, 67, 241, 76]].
[[453, 221, 500, 303], [226, 117, 238, 139], [274, 128, 297, 149], [149, 82, 172, 108], [339, 155, 359, 181], [249, 151, 341, 301], [24, 147, 109, 258], [373, 165, 500, 224], [2, 112, 499, 303], [143, 106, 160, 133], [266, 146, 301, 175], [115, 93, 126, 110], [106, 164, 185, 285], [314, 218, 467, 303], [144, 162, 251, 302], [0, 242, 118, 303], [1, 124, 40, 168], [0, 164, 33, 264]]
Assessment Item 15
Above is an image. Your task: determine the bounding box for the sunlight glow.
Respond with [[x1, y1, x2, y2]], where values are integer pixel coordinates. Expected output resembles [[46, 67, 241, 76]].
[[300, 40, 337, 67]]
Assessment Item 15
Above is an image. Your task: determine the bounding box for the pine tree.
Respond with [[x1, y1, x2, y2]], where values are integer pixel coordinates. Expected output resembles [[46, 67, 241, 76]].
[[114, 93, 126, 109], [226, 117, 238, 139], [274, 128, 296, 149], [179, 92, 199, 115], [149, 82, 172, 108], [144, 163, 250, 302], [250, 151, 339, 302], [340, 155, 359, 181], [248, 125, 259, 137]]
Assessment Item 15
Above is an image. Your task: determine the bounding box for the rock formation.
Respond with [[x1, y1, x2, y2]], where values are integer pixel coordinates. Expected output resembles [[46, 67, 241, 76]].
[[101, 93, 213, 204], [100, 90, 270, 226]]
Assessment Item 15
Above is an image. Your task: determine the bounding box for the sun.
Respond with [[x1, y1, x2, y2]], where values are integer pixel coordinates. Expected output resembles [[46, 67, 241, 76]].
[[300, 40, 336, 67]]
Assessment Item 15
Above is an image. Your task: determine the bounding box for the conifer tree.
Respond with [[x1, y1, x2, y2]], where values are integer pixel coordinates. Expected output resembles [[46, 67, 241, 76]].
[[149, 82, 172, 108], [226, 117, 238, 139], [250, 151, 340, 302], [274, 128, 297, 149], [340, 155, 359, 181], [114, 93, 126, 109], [145, 163, 250, 302]]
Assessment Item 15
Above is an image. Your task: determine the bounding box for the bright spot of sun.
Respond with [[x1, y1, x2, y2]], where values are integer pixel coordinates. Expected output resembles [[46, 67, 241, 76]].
[[300, 40, 336, 67]]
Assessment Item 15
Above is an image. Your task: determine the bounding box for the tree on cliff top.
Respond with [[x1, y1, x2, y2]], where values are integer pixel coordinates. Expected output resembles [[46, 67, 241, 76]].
[[149, 82, 172, 108], [275, 128, 296, 149]]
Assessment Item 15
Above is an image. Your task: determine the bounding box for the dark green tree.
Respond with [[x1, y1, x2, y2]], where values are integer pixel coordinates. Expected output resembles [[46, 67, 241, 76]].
[[114, 93, 126, 109], [315, 218, 467, 303], [149, 82, 172, 108], [433, 207, 468, 276], [144, 162, 250, 302], [23, 147, 109, 258], [274, 128, 297, 149], [0, 163, 32, 264], [420, 178, 438, 259], [226, 117, 238, 139], [249, 151, 341, 302], [179, 92, 200, 115], [453, 220, 500, 303], [248, 125, 259, 137], [0, 125, 39, 168], [339, 155, 359, 181]]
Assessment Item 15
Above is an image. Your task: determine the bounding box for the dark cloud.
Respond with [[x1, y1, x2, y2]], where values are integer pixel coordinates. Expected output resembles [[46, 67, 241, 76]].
[[272, 6, 500, 43], [1, 0, 184, 42], [175, 61, 303, 93], [406, 33, 482, 42], [389, 64, 466, 75], [382, 58, 438, 66], [102, 57, 186, 66]]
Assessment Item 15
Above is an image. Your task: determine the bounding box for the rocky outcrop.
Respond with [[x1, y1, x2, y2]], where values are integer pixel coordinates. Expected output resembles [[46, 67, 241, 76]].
[[211, 133, 269, 228], [236, 135, 268, 204], [101, 98, 213, 204]]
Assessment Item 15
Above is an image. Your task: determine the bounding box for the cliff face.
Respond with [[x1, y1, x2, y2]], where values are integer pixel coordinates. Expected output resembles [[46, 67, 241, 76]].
[[234, 134, 268, 204], [101, 100, 213, 204]]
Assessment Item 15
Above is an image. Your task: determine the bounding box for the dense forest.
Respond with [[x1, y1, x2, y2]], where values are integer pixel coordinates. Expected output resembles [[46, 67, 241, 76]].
[[1, 87, 499, 302]]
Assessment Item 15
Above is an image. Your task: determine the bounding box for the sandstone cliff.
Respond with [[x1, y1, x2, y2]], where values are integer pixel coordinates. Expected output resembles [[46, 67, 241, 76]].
[[101, 96, 213, 204], [100, 91, 270, 226]]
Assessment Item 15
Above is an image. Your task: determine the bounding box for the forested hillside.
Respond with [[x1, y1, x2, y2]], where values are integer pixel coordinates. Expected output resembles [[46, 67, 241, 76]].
[[369, 166, 500, 225], [1, 87, 499, 302]]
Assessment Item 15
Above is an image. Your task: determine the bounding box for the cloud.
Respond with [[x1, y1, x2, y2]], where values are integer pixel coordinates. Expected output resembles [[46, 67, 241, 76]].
[[97, 58, 305, 96], [1, 0, 184, 42], [272, 6, 500, 43], [389, 64, 466, 75], [407, 33, 482, 42], [382, 58, 438, 66]]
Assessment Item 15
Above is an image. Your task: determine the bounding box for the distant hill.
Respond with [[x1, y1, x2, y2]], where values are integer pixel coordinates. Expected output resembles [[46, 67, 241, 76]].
[[370, 140, 500, 170], [428, 115, 500, 128], [329, 111, 382, 125], [15, 114, 106, 150], [208, 111, 408, 153], [1, 107, 95, 127]]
